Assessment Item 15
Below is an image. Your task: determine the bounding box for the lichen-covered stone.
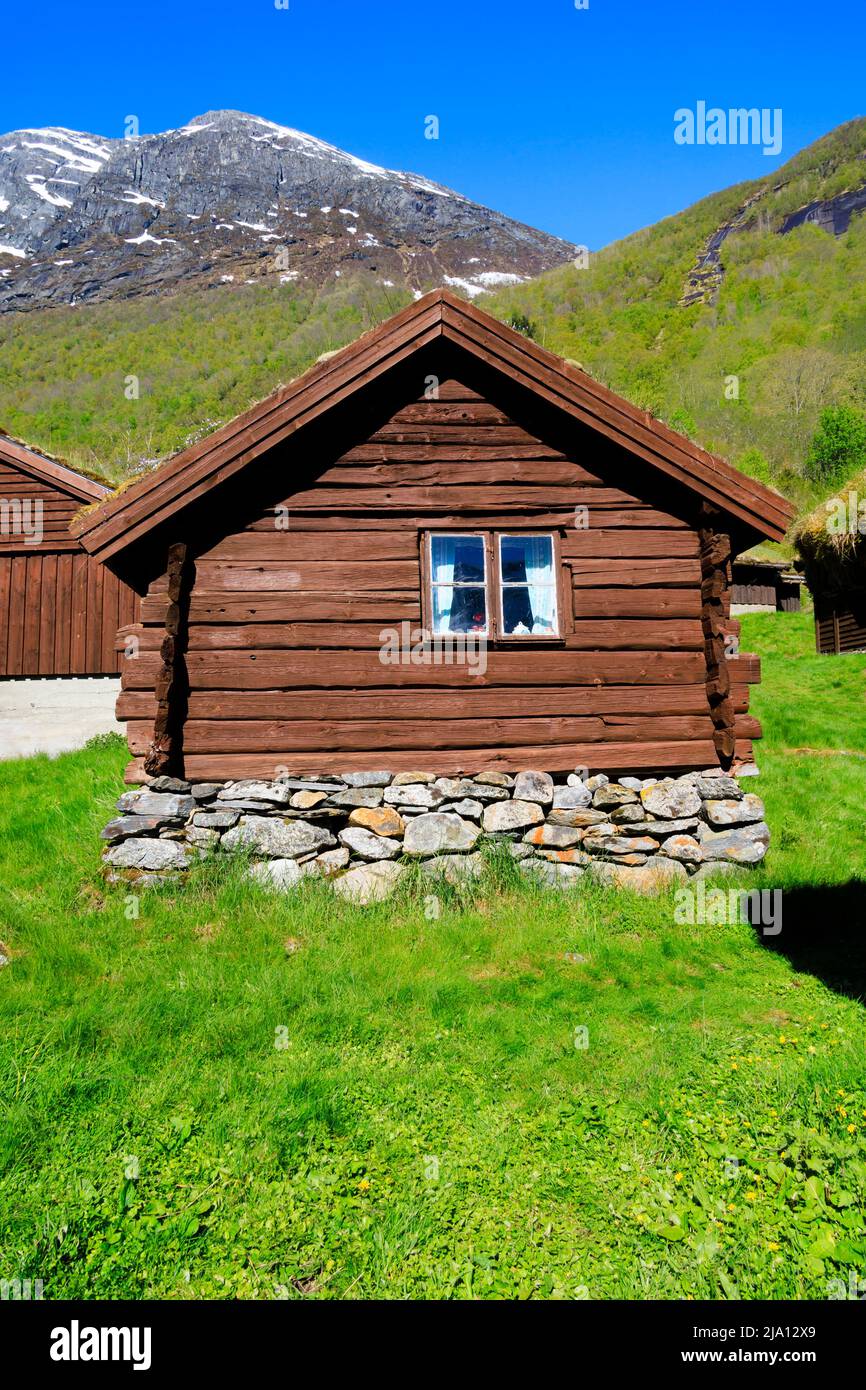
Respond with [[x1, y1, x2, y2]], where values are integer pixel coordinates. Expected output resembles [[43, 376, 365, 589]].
[[609, 804, 646, 824], [217, 780, 291, 806], [433, 778, 510, 802], [702, 794, 765, 828], [101, 815, 167, 841], [659, 834, 703, 863], [290, 790, 328, 809], [383, 783, 444, 808], [536, 847, 592, 865], [149, 776, 191, 793], [523, 823, 583, 848], [472, 771, 514, 788], [693, 774, 743, 800], [440, 798, 484, 820], [621, 817, 699, 837], [584, 774, 608, 791], [338, 826, 402, 860], [348, 805, 405, 838], [313, 847, 351, 876], [520, 858, 584, 888], [513, 771, 554, 806], [552, 783, 592, 810], [582, 834, 660, 856], [640, 781, 702, 820], [403, 812, 480, 856], [222, 816, 336, 859], [248, 858, 310, 891], [391, 770, 435, 785], [333, 860, 405, 904], [698, 822, 770, 864], [190, 783, 223, 801], [328, 787, 385, 808], [339, 771, 392, 787], [103, 837, 193, 872], [482, 799, 544, 833], [592, 784, 638, 810], [421, 852, 484, 882], [587, 858, 688, 893], [548, 807, 609, 828], [116, 791, 196, 819]]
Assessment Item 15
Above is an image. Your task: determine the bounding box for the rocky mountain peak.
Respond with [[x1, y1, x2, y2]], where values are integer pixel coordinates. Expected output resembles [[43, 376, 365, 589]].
[[0, 111, 575, 312]]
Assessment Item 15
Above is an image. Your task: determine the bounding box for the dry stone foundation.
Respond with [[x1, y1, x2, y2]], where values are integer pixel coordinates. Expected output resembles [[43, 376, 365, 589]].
[[100, 766, 770, 904]]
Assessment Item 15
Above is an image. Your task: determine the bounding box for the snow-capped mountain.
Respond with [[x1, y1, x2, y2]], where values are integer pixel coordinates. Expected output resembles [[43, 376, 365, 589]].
[[0, 111, 575, 311]]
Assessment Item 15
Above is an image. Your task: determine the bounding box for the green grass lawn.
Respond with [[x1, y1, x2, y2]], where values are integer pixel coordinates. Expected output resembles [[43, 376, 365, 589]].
[[1, 610, 865, 1300]]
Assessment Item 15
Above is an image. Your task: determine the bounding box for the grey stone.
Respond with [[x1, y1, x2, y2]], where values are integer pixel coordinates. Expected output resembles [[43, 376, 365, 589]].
[[548, 807, 609, 828], [582, 834, 660, 856], [329, 787, 385, 808], [313, 847, 351, 876], [659, 834, 703, 863], [338, 827, 402, 861], [507, 842, 535, 860], [192, 809, 240, 829], [619, 777, 644, 791], [421, 852, 484, 883], [693, 774, 742, 800], [584, 774, 609, 791], [248, 858, 310, 891], [536, 847, 592, 866], [212, 799, 284, 813], [587, 858, 688, 894], [339, 771, 393, 787], [735, 763, 761, 777], [391, 770, 436, 785], [593, 784, 638, 809], [640, 781, 702, 820], [433, 778, 510, 802], [218, 780, 291, 805], [148, 776, 191, 793], [403, 812, 480, 856], [520, 859, 585, 889], [522, 823, 583, 849], [101, 815, 165, 841], [621, 817, 699, 837], [222, 816, 336, 859], [552, 783, 592, 809], [610, 804, 646, 824], [482, 799, 545, 833], [186, 826, 220, 849], [692, 860, 743, 881], [472, 771, 514, 788], [282, 778, 347, 792], [383, 784, 444, 808], [513, 771, 554, 806], [439, 799, 484, 820], [190, 783, 223, 801], [698, 822, 770, 864], [333, 860, 405, 904], [103, 837, 193, 872], [116, 791, 196, 819], [702, 794, 765, 828]]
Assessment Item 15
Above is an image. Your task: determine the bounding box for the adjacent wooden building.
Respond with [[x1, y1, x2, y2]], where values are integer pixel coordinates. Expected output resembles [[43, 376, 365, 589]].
[[72, 291, 794, 784], [731, 555, 803, 612], [0, 435, 138, 677], [795, 477, 866, 654]]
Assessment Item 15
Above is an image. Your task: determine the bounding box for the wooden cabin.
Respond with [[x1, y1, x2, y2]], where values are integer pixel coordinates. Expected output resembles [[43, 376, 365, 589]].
[[731, 556, 802, 613], [794, 480, 866, 654], [72, 291, 794, 784], [0, 435, 138, 678]]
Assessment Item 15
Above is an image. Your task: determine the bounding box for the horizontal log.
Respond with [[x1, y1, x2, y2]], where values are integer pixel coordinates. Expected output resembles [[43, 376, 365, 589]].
[[562, 530, 699, 558], [118, 682, 749, 723], [270, 486, 658, 512], [120, 649, 724, 690], [123, 739, 724, 782], [185, 560, 419, 592], [130, 713, 729, 756], [335, 442, 573, 463], [201, 531, 420, 562], [570, 560, 701, 587], [141, 591, 421, 624], [573, 588, 701, 618]]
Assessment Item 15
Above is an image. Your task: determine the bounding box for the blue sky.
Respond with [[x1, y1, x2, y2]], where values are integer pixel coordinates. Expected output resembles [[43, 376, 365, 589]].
[[3, 0, 863, 248]]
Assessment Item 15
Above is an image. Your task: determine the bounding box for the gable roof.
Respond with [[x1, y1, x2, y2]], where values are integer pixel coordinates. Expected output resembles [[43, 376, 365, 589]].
[[0, 432, 109, 503], [73, 288, 794, 561]]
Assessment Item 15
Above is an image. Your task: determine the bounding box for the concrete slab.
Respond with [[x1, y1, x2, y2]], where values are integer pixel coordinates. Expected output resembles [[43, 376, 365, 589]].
[[0, 677, 123, 760]]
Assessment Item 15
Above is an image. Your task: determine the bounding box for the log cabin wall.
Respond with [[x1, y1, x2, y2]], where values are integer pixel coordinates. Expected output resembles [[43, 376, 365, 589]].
[[115, 346, 761, 782], [0, 455, 139, 677]]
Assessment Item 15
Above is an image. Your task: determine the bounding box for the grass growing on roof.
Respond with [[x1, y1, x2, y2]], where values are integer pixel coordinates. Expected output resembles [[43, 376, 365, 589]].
[[0, 611, 864, 1299]]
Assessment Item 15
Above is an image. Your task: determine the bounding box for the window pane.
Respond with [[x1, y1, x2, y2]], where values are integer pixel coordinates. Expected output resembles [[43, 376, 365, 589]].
[[431, 534, 485, 586], [499, 535, 558, 636], [502, 583, 557, 635], [432, 585, 487, 634]]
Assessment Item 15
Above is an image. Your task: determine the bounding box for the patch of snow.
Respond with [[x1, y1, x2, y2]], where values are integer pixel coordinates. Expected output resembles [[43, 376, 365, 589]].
[[382, 279, 395, 287], [475, 270, 526, 287], [124, 231, 177, 246], [20, 140, 105, 172], [443, 275, 485, 298], [0, 243, 26, 258], [53, 258, 74, 265], [215, 223, 234, 230], [220, 274, 234, 282], [259, 233, 280, 242], [120, 189, 165, 208], [25, 175, 72, 208], [320, 206, 332, 214], [237, 220, 269, 232], [0, 197, 8, 213], [279, 271, 299, 282], [346, 225, 357, 235], [338, 208, 359, 217]]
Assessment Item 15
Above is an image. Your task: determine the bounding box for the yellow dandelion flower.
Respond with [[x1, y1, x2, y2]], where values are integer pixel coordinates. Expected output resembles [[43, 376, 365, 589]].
[[731, 1063, 739, 1071], [357, 1178, 371, 1193], [674, 1172, 683, 1183], [745, 1190, 757, 1202], [768, 1241, 780, 1251], [847, 1124, 856, 1134]]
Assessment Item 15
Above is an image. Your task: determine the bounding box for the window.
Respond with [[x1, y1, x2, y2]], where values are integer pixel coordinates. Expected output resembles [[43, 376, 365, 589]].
[[429, 533, 488, 634], [424, 531, 561, 640]]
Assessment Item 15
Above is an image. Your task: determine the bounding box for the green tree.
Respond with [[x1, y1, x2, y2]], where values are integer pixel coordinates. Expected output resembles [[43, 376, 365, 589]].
[[805, 404, 866, 482]]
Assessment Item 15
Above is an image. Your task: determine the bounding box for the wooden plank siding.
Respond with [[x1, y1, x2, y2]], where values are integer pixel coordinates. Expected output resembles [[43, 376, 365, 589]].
[[0, 444, 139, 676], [116, 374, 761, 780]]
